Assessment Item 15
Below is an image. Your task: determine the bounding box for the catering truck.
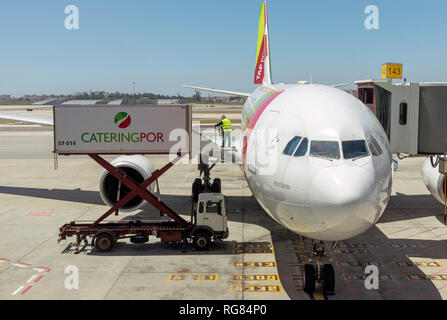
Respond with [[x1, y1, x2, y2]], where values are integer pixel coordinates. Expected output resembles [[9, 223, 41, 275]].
[[54, 105, 228, 253]]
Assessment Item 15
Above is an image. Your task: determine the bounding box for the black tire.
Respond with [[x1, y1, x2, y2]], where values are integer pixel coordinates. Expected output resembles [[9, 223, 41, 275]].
[[193, 233, 211, 251], [321, 264, 335, 295], [95, 233, 115, 252], [211, 178, 221, 193], [192, 179, 202, 202], [303, 264, 316, 295]]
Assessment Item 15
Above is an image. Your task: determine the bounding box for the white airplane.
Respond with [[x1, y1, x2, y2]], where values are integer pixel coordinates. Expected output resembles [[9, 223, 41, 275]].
[[0, 1, 440, 296], [183, 1, 397, 295], [0, 1, 393, 295]]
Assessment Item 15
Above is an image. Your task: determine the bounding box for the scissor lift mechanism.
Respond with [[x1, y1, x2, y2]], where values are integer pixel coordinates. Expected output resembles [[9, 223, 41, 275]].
[[58, 152, 195, 253]]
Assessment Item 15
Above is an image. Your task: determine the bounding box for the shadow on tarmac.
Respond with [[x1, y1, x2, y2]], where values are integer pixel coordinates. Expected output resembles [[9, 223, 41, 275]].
[[0, 185, 445, 300]]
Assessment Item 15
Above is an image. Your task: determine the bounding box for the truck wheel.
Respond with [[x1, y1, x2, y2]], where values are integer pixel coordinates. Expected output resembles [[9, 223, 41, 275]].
[[192, 179, 202, 202], [95, 233, 115, 252], [211, 178, 221, 193], [193, 233, 211, 251]]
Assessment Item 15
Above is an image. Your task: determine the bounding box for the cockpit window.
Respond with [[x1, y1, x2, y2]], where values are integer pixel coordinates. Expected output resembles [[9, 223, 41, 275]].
[[294, 138, 308, 157], [283, 136, 302, 155], [367, 136, 383, 156], [342, 140, 369, 160], [310, 141, 341, 160]]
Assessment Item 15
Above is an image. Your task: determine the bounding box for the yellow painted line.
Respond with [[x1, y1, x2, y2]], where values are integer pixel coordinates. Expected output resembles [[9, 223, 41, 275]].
[[406, 274, 447, 281], [230, 284, 283, 293], [394, 261, 442, 268], [232, 242, 274, 254], [231, 274, 279, 282], [168, 274, 218, 282], [232, 261, 276, 268]]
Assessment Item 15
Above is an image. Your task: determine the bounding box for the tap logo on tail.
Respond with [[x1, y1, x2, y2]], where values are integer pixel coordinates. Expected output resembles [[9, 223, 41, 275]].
[[254, 1, 271, 86], [114, 112, 131, 129]]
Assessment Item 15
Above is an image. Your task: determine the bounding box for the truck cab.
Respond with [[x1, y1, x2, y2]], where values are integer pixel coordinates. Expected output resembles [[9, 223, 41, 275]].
[[192, 193, 229, 250]]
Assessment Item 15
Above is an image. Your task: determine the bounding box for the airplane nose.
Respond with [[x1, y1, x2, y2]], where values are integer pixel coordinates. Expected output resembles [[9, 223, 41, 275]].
[[309, 166, 377, 240], [311, 166, 375, 206]]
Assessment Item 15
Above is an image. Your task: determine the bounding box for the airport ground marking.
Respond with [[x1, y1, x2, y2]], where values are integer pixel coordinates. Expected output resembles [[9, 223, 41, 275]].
[[394, 261, 442, 268], [231, 274, 280, 282], [26, 210, 54, 217], [232, 242, 274, 254], [405, 227, 438, 239], [230, 284, 283, 293], [168, 274, 218, 282], [232, 261, 276, 268], [371, 265, 447, 300], [2, 257, 51, 296], [342, 273, 394, 281]]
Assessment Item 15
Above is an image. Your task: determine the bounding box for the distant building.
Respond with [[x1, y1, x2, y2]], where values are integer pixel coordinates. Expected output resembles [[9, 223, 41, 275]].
[[157, 99, 180, 105], [0, 95, 11, 101]]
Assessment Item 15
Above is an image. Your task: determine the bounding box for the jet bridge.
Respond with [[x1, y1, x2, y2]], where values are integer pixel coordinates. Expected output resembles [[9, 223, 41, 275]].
[[356, 80, 447, 156]]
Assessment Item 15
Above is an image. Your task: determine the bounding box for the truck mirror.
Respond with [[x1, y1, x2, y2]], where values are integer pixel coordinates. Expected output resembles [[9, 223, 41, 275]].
[[199, 202, 204, 213], [217, 203, 222, 216]]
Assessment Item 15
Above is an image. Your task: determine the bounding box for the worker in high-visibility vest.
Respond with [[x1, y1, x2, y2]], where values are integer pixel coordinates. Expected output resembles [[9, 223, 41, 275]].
[[215, 115, 232, 147]]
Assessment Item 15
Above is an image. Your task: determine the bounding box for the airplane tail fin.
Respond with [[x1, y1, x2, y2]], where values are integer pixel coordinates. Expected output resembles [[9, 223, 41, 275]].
[[254, 1, 272, 86]]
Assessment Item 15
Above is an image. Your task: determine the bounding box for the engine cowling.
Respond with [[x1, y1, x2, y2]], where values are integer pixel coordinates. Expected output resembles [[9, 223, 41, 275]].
[[422, 157, 446, 204], [99, 155, 155, 212]]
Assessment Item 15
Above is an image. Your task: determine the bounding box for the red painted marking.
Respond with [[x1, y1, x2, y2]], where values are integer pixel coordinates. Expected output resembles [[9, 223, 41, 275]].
[[386, 227, 414, 236], [428, 231, 447, 240], [20, 286, 32, 295], [0, 258, 10, 261], [38, 267, 51, 272], [34, 275, 44, 283], [26, 211, 54, 217], [405, 227, 438, 239], [17, 262, 32, 266]]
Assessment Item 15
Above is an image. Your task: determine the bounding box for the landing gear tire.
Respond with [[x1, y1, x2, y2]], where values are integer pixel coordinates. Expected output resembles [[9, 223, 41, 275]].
[[321, 264, 335, 295], [192, 178, 203, 202], [193, 233, 211, 251], [211, 178, 221, 193], [303, 264, 316, 295], [95, 233, 116, 252]]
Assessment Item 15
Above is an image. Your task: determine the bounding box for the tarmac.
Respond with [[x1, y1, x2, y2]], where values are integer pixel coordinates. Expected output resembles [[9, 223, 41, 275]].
[[0, 105, 447, 300]]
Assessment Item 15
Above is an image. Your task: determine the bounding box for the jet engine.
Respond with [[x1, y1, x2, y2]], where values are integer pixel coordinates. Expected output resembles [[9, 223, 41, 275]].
[[422, 157, 446, 204], [99, 155, 155, 212]]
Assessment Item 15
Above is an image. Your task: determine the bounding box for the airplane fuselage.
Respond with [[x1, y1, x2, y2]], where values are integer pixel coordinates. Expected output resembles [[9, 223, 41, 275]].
[[241, 84, 393, 241]]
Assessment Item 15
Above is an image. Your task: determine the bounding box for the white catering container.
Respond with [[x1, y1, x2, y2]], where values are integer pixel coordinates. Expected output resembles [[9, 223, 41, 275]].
[[53, 105, 192, 155]]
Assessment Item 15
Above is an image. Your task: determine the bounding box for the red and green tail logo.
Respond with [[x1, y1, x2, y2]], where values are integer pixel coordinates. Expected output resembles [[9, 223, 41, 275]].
[[114, 112, 131, 129]]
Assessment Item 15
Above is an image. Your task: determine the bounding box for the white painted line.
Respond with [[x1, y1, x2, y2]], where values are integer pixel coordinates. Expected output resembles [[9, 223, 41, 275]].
[[33, 268, 44, 272], [12, 286, 24, 296], [26, 275, 37, 283], [12, 263, 28, 268]]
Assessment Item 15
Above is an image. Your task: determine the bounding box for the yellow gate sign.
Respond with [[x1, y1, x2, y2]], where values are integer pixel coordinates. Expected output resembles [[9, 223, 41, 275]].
[[382, 63, 403, 79]]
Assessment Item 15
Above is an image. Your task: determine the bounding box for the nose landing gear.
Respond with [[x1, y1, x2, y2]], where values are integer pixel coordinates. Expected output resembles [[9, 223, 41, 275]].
[[303, 240, 336, 298]]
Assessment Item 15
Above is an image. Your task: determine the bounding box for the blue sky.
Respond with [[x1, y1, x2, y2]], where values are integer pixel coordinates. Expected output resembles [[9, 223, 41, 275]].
[[0, 0, 446, 96]]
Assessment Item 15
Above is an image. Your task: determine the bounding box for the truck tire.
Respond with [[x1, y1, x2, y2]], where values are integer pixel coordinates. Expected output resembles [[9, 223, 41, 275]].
[[193, 233, 211, 251], [95, 233, 115, 252], [192, 179, 203, 202], [211, 178, 221, 193]]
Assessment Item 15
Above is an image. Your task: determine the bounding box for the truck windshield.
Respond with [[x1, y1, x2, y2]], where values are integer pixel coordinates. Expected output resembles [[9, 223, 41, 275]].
[[342, 140, 369, 160], [310, 141, 341, 160], [206, 201, 222, 215]]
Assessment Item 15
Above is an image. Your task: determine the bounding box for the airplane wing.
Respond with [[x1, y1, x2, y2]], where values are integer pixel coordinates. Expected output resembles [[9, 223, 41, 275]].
[[183, 85, 250, 98], [0, 112, 53, 126]]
